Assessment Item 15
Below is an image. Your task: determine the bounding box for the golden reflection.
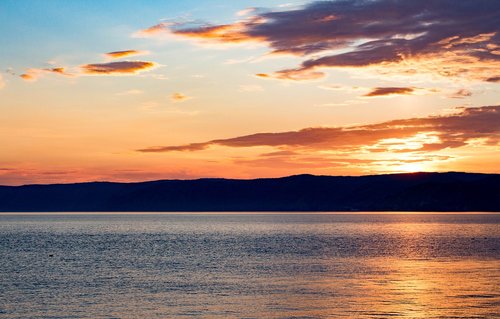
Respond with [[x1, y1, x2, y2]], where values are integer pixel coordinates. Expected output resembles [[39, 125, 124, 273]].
[[275, 258, 500, 319]]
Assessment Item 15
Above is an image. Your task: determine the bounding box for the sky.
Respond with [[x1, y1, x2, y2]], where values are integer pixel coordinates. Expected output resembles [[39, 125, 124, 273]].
[[0, 0, 499, 185]]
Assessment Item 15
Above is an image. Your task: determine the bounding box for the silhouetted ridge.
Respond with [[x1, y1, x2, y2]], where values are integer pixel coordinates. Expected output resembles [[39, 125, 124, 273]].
[[0, 172, 499, 212]]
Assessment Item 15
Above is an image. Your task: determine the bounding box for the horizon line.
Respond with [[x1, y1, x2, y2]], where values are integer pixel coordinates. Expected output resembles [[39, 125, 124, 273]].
[[1, 170, 497, 187]]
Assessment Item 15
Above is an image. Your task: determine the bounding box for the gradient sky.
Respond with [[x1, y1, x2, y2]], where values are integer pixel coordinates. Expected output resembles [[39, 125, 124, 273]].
[[0, 0, 499, 185]]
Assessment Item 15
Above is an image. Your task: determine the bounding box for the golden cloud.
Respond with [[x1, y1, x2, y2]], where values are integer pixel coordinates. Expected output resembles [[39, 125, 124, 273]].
[[81, 61, 157, 75], [104, 50, 149, 59]]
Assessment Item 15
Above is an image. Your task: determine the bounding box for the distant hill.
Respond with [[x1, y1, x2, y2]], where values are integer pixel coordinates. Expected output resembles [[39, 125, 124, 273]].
[[0, 172, 499, 212]]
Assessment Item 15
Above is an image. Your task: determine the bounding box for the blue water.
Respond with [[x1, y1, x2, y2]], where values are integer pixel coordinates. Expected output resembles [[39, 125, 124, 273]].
[[1, 213, 499, 318]]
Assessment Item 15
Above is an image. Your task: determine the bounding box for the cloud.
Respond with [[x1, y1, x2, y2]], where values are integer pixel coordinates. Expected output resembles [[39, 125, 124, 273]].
[[486, 76, 500, 83], [233, 153, 453, 171], [134, 17, 265, 44], [318, 84, 365, 92], [5, 68, 16, 76], [137, 105, 500, 154], [133, 22, 172, 37], [19, 67, 72, 81], [236, 7, 257, 17], [259, 150, 299, 157], [20, 73, 36, 81], [170, 92, 192, 102], [318, 84, 437, 100], [139, 0, 500, 82], [364, 87, 415, 97], [81, 61, 157, 75], [0, 167, 205, 186], [0, 73, 4, 89], [20, 51, 159, 83], [104, 50, 149, 59], [256, 68, 325, 81], [165, 23, 251, 43], [20, 62, 156, 81], [49, 67, 67, 74], [449, 89, 472, 99]]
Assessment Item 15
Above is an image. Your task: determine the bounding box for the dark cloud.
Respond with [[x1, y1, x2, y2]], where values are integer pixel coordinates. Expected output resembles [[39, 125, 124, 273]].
[[137, 105, 500, 154], [140, 0, 500, 82], [486, 76, 500, 83], [81, 61, 156, 75], [364, 87, 414, 97]]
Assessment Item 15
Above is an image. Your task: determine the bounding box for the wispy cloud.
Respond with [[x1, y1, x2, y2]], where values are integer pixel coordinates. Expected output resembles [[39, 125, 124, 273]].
[[0, 73, 4, 89], [19, 67, 72, 82], [256, 68, 324, 81], [133, 22, 172, 38], [138, 0, 500, 82], [319, 84, 361, 91], [236, 7, 257, 17], [0, 167, 206, 186], [449, 88, 473, 99]]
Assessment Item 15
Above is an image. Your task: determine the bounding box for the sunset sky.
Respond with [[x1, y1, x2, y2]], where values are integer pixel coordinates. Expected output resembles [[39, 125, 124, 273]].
[[0, 0, 499, 185]]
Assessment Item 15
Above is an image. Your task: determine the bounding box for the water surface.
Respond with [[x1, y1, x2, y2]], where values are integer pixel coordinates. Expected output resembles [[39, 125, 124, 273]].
[[1, 213, 499, 318]]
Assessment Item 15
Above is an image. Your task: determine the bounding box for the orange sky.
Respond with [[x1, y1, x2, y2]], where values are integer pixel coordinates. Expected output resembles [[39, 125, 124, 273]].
[[0, 0, 499, 185]]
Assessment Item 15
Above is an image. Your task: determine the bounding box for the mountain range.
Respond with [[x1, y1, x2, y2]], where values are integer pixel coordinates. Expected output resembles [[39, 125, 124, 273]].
[[0, 172, 499, 212]]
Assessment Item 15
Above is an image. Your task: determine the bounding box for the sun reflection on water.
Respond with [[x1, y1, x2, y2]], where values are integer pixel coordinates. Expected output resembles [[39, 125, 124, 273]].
[[0, 214, 498, 318]]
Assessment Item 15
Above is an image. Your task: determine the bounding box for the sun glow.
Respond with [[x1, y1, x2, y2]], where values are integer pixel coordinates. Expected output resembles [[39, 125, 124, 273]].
[[395, 162, 429, 173]]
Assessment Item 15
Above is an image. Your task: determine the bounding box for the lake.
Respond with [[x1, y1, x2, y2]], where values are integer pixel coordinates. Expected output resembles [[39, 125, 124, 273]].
[[0, 213, 499, 318]]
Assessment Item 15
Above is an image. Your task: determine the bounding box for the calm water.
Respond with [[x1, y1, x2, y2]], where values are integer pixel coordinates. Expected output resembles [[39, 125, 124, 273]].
[[0, 213, 499, 319]]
